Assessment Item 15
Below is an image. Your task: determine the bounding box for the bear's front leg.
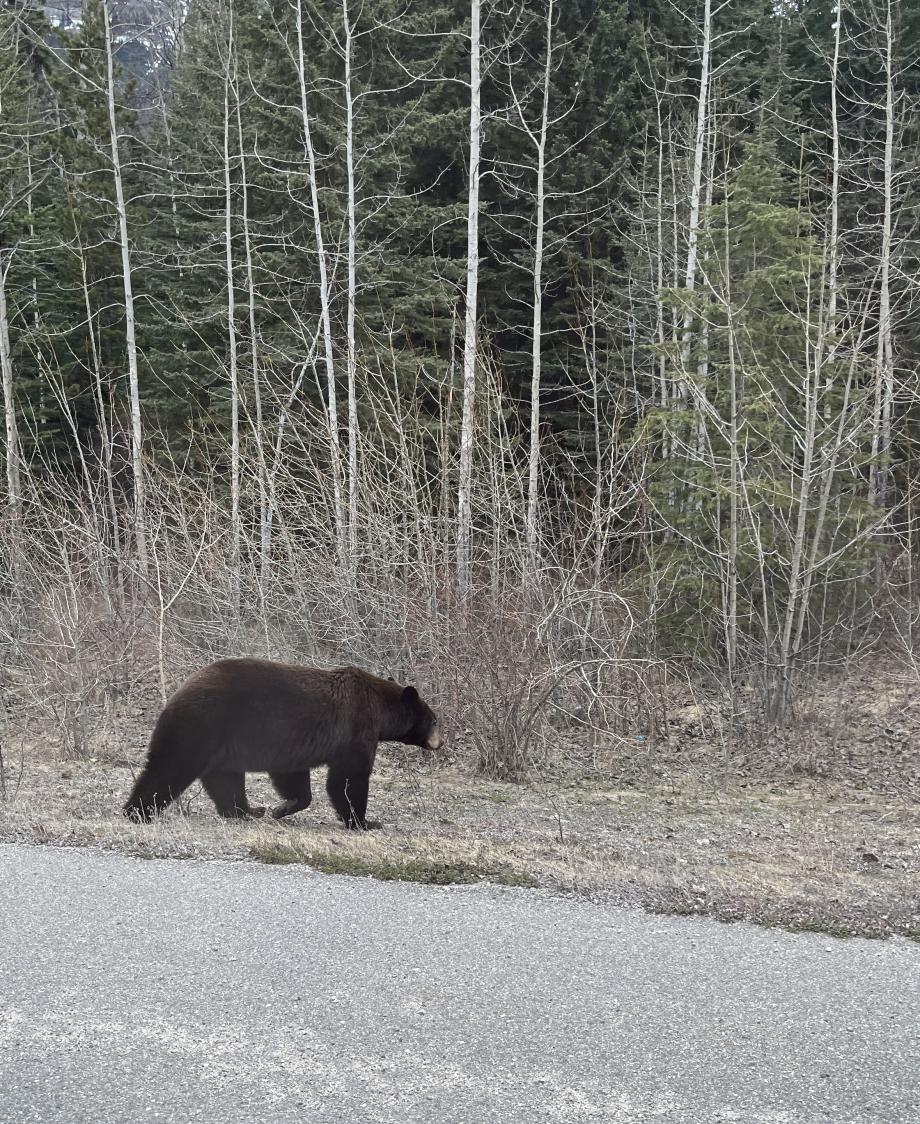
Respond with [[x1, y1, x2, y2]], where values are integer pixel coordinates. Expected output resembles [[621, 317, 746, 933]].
[[326, 764, 378, 830]]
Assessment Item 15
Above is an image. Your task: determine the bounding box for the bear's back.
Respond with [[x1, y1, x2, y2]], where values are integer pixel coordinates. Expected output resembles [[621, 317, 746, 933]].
[[154, 659, 396, 772]]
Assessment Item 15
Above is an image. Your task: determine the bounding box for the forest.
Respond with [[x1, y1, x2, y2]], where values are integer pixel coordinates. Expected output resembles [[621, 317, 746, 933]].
[[0, 0, 918, 776]]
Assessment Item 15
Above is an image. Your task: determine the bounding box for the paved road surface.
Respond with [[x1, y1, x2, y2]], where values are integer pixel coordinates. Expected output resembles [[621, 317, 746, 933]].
[[0, 843, 917, 1123]]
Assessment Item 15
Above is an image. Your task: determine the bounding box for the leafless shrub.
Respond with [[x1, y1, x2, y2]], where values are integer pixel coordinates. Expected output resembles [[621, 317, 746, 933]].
[[0, 417, 649, 781], [1, 340, 910, 792]]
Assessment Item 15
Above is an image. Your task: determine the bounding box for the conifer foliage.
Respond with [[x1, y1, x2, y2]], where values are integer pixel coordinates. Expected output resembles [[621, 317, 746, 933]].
[[1, 0, 918, 725]]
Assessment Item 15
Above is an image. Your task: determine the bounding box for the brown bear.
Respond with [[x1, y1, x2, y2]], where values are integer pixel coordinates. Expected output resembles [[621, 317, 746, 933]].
[[123, 659, 442, 830]]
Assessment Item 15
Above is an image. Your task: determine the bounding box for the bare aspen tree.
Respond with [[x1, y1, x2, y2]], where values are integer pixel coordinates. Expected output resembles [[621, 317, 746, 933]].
[[297, 0, 412, 569], [575, 278, 608, 591], [232, 64, 269, 587], [793, 342, 863, 664], [870, 0, 894, 511], [343, 0, 359, 561], [221, 0, 241, 609], [654, 94, 668, 410], [784, 3, 849, 664], [808, 0, 845, 433], [0, 16, 22, 519], [495, 0, 588, 577], [692, 111, 717, 468], [827, 0, 843, 342], [722, 209, 739, 686], [525, 0, 553, 578], [773, 323, 821, 720], [294, 0, 345, 563], [74, 224, 123, 602], [679, 0, 713, 372], [0, 254, 19, 517], [102, 0, 148, 577], [457, 0, 482, 590]]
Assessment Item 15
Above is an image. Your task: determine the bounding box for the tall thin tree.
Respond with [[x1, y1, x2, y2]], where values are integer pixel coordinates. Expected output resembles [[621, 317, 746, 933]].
[[102, 0, 148, 577], [221, 0, 241, 610], [294, 0, 346, 563], [457, 0, 482, 590], [525, 0, 554, 579]]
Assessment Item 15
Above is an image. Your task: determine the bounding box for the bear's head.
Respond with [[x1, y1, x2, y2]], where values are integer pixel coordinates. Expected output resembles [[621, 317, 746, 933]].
[[400, 686, 443, 751]]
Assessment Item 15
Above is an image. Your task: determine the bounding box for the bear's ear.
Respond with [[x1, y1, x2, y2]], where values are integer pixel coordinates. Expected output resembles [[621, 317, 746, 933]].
[[402, 685, 419, 705]]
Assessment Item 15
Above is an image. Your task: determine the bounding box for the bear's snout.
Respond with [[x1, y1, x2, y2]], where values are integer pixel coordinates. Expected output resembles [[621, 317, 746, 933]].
[[426, 728, 444, 751]]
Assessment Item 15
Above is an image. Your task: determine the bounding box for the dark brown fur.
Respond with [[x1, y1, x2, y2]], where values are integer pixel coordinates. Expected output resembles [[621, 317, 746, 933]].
[[123, 660, 442, 829]]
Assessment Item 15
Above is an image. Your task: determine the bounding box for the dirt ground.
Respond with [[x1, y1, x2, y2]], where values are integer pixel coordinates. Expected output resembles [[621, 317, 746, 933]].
[[1, 739, 917, 940], [2, 653, 919, 937]]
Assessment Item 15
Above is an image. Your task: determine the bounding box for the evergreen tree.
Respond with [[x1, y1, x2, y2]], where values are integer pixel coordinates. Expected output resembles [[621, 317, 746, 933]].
[[646, 133, 876, 663]]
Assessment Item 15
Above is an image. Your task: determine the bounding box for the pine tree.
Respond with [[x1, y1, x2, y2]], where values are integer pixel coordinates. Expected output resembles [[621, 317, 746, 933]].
[[646, 133, 876, 672]]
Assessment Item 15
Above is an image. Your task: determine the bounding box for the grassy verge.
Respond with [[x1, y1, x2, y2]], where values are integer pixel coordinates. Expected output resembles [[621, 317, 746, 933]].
[[1, 750, 917, 939], [250, 838, 537, 887]]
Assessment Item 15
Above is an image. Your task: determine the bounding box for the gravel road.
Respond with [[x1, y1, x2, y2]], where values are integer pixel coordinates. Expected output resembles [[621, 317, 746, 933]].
[[0, 842, 917, 1123]]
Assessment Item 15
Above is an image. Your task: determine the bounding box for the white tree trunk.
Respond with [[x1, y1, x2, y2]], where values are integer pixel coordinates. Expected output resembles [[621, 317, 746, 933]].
[[827, 2, 842, 338], [655, 98, 667, 409], [223, 2, 241, 610], [871, 0, 894, 511], [785, 4, 849, 668], [525, 0, 553, 579], [295, 0, 345, 562], [774, 275, 822, 723], [77, 234, 124, 604], [343, 0, 359, 562], [456, 0, 481, 590], [233, 57, 269, 590], [103, 0, 148, 577], [818, 0, 843, 427], [679, 0, 712, 372], [722, 206, 739, 685], [0, 259, 20, 517], [692, 119, 716, 469]]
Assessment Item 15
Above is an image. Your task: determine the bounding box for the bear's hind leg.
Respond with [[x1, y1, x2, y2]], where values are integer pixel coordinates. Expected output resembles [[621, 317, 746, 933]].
[[269, 770, 312, 820], [326, 764, 376, 831], [201, 771, 265, 819], [123, 763, 199, 822]]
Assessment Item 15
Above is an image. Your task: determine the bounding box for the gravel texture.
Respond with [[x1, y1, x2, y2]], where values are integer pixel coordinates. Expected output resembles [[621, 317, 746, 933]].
[[1, 842, 918, 1123]]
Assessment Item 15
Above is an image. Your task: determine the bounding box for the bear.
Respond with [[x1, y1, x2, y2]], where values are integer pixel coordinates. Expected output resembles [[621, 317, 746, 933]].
[[123, 659, 443, 830]]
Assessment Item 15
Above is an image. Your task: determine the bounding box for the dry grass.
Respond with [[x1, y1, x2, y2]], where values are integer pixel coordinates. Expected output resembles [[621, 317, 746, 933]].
[[1, 741, 917, 940]]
